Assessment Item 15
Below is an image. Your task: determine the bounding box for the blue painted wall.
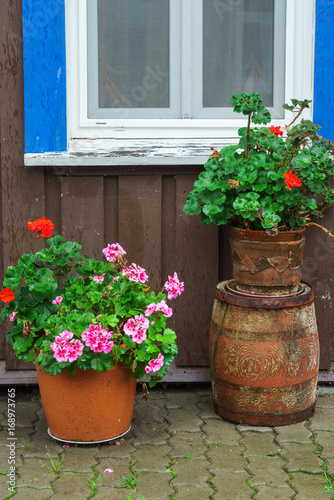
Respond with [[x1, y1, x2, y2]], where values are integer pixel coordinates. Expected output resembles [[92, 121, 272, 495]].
[[23, 0, 67, 153], [22, 0, 334, 152], [313, 0, 334, 140]]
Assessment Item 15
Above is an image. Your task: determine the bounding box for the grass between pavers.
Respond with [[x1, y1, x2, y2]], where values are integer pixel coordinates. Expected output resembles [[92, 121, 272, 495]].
[[311, 436, 334, 495]]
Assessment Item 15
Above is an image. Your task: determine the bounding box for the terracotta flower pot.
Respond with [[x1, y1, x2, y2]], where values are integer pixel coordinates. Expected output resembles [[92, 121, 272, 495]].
[[36, 363, 137, 443], [229, 226, 305, 296]]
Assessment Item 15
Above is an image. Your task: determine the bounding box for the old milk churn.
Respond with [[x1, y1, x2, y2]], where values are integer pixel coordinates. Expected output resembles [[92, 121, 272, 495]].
[[209, 227, 319, 426]]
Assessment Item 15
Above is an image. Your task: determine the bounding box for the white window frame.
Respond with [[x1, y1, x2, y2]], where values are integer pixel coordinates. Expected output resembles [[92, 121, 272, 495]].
[[66, 0, 315, 145]]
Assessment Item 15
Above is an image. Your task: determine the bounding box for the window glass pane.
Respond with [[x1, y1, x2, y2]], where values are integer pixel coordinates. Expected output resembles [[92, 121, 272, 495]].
[[203, 0, 283, 108], [98, 0, 169, 109]]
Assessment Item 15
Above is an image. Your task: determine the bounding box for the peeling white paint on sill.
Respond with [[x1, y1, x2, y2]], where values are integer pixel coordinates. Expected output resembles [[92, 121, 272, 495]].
[[24, 138, 236, 167]]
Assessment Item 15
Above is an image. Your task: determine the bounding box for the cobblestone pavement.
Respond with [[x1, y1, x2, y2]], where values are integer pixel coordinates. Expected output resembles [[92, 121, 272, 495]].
[[1, 385, 334, 499]]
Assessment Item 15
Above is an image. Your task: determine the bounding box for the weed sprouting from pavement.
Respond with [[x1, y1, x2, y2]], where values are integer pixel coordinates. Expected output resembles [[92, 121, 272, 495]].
[[42, 449, 64, 475]]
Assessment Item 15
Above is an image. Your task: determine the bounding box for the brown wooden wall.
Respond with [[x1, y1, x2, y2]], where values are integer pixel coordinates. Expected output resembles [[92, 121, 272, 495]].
[[0, 0, 333, 383]]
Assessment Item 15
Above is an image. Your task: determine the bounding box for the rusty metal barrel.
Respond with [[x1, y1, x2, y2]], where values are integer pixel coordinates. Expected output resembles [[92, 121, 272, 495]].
[[209, 281, 319, 426]]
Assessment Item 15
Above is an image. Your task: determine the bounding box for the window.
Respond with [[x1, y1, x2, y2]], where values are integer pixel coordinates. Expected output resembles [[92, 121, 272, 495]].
[[67, 0, 315, 141]]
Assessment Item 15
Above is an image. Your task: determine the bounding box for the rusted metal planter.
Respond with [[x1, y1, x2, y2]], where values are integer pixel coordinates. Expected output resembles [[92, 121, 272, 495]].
[[209, 281, 319, 426], [36, 363, 137, 443], [230, 227, 305, 296]]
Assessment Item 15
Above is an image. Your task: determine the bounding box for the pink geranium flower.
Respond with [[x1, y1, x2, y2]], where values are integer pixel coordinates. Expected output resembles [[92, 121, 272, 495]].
[[164, 272, 184, 300], [93, 273, 105, 283], [51, 330, 84, 362], [145, 353, 164, 373], [145, 303, 157, 316], [82, 324, 114, 354], [123, 316, 148, 344], [123, 318, 139, 336], [156, 300, 173, 318], [132, 328, 147, 344], [122, 263, 148, 283], [9, 311, 17, 321], [52, 296, 63, 305], [102, 243, 126, 262], [134, 313, 150, 330]]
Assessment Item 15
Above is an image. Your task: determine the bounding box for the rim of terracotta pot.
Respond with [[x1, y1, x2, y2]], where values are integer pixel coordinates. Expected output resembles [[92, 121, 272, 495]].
[[229, 226, 305, 242]]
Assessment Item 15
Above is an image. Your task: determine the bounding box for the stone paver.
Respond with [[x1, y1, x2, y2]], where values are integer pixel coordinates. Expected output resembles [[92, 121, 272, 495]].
[[211, 470, 253, 500], [174, 484, 214, 498], [290, 471, 332, 499], [316, 395, 334, 408], [171, 457, 210, 486], [132, 421, 170, 445], [254, 485, 294, 499], [51, 472, 92, 499], [61, 446, 98, 472], [196, 396, 216, 418], [246, 456, 290, 486], [310, 408, 334, 432], [240, 431, 280, 457], [275, 422, 313, 444], [133, 398, 167, 424], [166, 408, 203, 432], [96, 440, 135, 459], [315, 430, 334, 457], [133, 443, 170, 472], [169, 431, 206, 458], [165, 391, 199, 409], [135, 470, 175, 499], [203, 418, 241, 445], [1, 404, 39, 429], [95, 457, 132, 487], [206, 443, 245, 471], [280, 442, 323, 473], [93, 486, 130, 499], [9, 487, 54, 499], [1, 386, 334, 499], [16, 457, 56, 488]]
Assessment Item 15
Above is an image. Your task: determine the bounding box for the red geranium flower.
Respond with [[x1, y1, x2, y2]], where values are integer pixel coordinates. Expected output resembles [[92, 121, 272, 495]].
[[27, 217, 55, 238], [283, 170, 302, 189], [269, 125, 283, 137], [0, 287, 15, 302]]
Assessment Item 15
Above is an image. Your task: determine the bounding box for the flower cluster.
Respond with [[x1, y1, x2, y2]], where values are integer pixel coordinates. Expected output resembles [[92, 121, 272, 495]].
[[123, 314, 150, 344], [50, 331, 84, 362], [164, 273, 184, 300], [145, 353, 164, 374], [269, 125, 283, 137], [102, 243, 126, 262], [0, 219, 183, 387], [122, 263, 148, 283], [184, 92, 334, 234], [27, 217, 55, 238], [93, 274, 105, 283], [283, 170, 303, 190], [81, 324, 114, 354], [145, 299, 172, 318]]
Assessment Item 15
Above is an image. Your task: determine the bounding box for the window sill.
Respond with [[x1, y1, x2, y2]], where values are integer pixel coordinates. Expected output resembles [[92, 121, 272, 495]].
[[24, 138, 235, 167]]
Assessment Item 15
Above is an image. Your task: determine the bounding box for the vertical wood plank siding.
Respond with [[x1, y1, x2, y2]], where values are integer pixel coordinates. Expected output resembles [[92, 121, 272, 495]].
[[0, 0, 334, 381]]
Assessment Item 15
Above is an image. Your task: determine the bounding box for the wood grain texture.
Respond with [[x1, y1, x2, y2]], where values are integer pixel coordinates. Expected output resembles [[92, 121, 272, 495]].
[[210, 285, 319, 425], [0, 0, 45, 370], [119, 175, 162, 291], [174, 175, 219, 366], [60, 177, 104, 259]]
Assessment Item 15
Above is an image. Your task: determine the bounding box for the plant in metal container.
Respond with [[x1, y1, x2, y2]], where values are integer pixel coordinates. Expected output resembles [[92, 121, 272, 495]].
[[184, 92, 334, 236], [0, 218, 184, 442]]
